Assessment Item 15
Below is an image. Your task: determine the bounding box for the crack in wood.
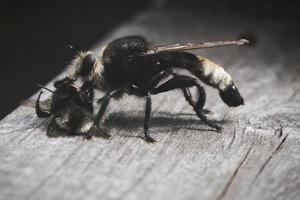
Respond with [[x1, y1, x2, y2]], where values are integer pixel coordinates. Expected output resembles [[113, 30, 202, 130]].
[[274, 124, 283, 138], [257, 135, 264, 146], [227, 126, 236, 149], [255, 133, 289, 178], [285, 88, 300, 103], [216, 143, 254, 200]]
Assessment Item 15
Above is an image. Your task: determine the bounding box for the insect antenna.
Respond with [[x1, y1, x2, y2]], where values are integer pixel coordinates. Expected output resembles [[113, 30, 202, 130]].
[[69, 43, 81, 55], [37, 84, 54, 93]]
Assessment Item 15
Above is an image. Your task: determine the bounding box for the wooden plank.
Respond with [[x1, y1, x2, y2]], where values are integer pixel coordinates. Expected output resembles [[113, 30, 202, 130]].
[[0, 10, 300, 200]]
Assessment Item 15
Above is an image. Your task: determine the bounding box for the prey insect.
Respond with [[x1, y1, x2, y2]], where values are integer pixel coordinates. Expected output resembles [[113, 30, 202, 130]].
[[56, 36, 248, 142], [35, 79, 96, 137]]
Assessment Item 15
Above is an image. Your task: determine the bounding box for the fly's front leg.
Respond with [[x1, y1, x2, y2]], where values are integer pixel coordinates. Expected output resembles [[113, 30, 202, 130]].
[[88, 90, 117, 139]]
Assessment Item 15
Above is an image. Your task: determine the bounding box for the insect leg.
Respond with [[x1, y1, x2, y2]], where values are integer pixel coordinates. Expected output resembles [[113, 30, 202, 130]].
[[94, 92, 112, 128], [144, 92, 156, 143], [148, 68, 175, 89], [35, 91, 51, 117], [151, 75, 221, 131], [80, 81, 94, 112], [150, 75, 196, 94], [128, 69, 175, 96], [46, 116, 58, 137], [182, 87, 221, 131], [182, 87, 195, 106], [94, 89, 121, 128]]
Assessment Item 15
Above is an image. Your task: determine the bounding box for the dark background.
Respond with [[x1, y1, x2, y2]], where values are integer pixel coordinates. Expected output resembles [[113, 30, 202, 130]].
[[0, 0, 299, 119]]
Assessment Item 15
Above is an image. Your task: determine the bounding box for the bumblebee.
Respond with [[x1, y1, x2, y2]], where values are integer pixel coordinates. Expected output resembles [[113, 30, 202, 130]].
[[35, 79, 95, 137], [59, 36, 247, 142]]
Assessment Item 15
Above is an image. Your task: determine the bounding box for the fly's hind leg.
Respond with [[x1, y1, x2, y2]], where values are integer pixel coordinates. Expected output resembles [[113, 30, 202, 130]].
[[151, 75, 222, 131], [182, 87, 222, 131]]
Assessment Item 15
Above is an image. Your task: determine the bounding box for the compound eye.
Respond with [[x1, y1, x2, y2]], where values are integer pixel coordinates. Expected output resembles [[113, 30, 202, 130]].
[[79, 54, 96, 77]]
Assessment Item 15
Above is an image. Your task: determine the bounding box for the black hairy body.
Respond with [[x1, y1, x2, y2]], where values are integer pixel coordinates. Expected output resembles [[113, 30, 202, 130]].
[[61, 35, 245, 142], [36, 81, 94, 136], [102, 36, 199, 94]]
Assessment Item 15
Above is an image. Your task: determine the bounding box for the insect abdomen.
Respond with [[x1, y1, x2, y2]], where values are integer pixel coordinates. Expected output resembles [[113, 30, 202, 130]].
[[149, 52, 233, 91], [194, 55, 232, 91], [54, 107, 93, 134]]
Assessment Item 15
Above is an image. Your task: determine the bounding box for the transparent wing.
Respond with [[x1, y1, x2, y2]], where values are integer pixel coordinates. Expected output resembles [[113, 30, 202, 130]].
[[145, 39, 249, 55]]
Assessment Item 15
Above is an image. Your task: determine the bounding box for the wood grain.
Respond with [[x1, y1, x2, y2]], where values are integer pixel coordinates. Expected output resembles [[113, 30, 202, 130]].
[[1, 10, 300, 200]]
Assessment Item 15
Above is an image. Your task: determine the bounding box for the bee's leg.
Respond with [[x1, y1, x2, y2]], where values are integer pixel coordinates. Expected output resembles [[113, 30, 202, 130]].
[[81, 81, 94, 100], [35, 91, 51, 117], [150, 75, 222, 131], [80, 81, 94, 112], [143, 92, 156, 143]]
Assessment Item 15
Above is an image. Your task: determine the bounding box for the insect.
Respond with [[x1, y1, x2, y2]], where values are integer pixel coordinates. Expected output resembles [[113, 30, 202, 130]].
[[35, 79, 95, 137], [58, 35, 248, 142]]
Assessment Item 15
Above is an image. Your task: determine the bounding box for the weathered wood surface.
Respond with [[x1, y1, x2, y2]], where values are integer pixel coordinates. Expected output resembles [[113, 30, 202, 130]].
[[1, 10, 300, 200]]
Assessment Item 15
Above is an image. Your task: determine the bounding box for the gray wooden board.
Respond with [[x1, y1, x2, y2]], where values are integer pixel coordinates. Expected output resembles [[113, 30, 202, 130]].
[[1, 10, 300, 200]]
